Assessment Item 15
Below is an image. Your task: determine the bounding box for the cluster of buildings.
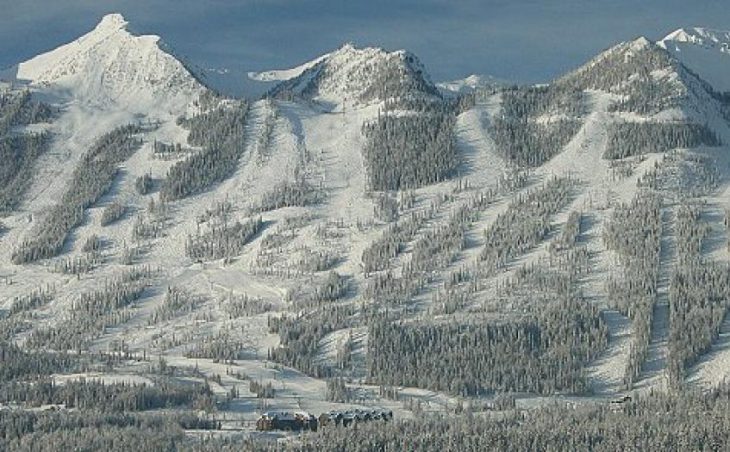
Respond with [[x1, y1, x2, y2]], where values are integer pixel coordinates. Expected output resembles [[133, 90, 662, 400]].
[[256, 408, 393, 432]]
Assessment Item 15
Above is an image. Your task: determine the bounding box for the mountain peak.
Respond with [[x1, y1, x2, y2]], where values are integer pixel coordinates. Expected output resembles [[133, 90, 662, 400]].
[[557, 36, 665, 86], [337, 42, 357, 52], [661, 27, 730, 46], [95, 13, 129, 32], [13, 12, 205, 114], [601, 36, 658, 59], [266, 43, 439, 107], [630, 36, 653, 51], [658, 26, 730, 94], [662, 28, 695, 43]]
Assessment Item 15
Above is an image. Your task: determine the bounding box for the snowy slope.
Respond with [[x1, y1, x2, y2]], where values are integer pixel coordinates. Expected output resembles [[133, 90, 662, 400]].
[[12, 13, 205, 114], [659, 27, 730, 94], [5, 17, 730, 430]]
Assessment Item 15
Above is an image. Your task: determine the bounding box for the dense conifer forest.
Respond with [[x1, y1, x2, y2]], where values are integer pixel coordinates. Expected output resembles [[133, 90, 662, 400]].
[[161, 101, 249, 200], [362, 104, 458, 190], [605, 122, 719, 159], [367, 296, 607, 395]]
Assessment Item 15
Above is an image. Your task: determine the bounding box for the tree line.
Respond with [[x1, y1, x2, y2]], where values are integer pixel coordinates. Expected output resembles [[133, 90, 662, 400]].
[[268, 304, 357, 378], [605, 122, 719, 159], [26, 266, 153, 351], [479, 176, 575, 273]]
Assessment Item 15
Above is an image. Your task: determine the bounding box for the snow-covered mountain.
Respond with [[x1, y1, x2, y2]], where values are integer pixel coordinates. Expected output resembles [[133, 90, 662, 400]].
[[558, 36, 674, 93], [3, 16, 730, 440], [0, 14, 212, 281], [557, 36, 727, 123], [658, 28, 730, 95], [265, 43, 440, 107], [8, 13, 206, 114]]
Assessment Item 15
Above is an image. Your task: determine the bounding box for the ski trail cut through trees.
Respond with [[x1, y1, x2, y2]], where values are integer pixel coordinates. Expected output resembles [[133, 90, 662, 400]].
[[638, 206, 675, 390], [586, 309, 632, 395], [688, 310, 730, 387]]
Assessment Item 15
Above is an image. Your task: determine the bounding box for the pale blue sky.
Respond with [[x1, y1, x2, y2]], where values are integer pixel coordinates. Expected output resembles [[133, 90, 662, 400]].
[[1, 0, 728, 93]]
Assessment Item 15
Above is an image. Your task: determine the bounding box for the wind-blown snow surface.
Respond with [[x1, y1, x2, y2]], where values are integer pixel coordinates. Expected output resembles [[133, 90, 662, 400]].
[[4, 16, 730, 436], [659, 27, 730, 94]]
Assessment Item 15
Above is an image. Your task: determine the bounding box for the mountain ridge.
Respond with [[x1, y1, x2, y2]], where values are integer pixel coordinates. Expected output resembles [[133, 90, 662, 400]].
[[9, 13, 206, 114], [265, 43, 440, 108], [659, 27, 730, 95]]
